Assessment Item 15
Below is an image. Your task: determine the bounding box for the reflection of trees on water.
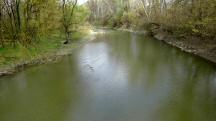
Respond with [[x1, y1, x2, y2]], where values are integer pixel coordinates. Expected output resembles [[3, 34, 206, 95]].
[[157, 59, 216, 121], [103, 31, 216, 121]]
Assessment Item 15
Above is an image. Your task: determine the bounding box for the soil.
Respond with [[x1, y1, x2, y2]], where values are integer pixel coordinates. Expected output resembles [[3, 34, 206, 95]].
[[149, 24, 216, 64]]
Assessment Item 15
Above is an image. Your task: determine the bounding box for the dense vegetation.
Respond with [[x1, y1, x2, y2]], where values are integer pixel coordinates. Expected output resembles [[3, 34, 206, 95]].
[[0, 0, 89, 47], [1, 0, 215, 47], [87, 0, 216, 38]]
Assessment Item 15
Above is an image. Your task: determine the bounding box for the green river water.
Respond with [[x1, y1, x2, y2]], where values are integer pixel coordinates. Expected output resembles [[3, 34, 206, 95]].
[[0, 29, 216, 121]]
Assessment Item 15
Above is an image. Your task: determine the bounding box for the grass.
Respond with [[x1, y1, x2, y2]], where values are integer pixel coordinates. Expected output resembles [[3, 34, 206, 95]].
[[0, 29, 90, 68]]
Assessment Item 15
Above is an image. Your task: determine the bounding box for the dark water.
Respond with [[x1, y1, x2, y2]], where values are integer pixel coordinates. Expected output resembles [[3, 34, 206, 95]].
[[0, 29, 216, 121]]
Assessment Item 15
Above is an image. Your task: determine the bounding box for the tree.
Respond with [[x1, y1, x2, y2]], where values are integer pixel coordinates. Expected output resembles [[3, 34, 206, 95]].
[[61, 0, 78, 44], [2, 0, 21, 46], [0, 0, 3, 47]]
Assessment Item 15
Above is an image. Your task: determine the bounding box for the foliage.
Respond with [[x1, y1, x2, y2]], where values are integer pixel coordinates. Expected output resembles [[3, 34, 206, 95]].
[[87, 0, 216, 38], [73, 5, 90, 28], [0, 0, 89, 47]]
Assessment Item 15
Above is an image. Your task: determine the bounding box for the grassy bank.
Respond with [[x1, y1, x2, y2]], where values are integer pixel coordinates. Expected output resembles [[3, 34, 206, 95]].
[[0, 27, 92, 76]]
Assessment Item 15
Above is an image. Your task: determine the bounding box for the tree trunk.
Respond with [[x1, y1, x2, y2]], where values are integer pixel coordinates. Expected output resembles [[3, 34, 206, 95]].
[[62, 0, 77, 44]]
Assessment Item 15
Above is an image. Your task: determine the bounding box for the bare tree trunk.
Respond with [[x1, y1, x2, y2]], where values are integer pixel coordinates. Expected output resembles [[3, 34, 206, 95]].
[[140, 0, 150, 21]]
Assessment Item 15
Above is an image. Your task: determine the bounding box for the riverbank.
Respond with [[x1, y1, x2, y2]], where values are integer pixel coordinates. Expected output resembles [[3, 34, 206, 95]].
[[107, 25, 216, 65], [1, 26, 215, 77], [148, 24, 216, 64], [0, 27, 93, 76]]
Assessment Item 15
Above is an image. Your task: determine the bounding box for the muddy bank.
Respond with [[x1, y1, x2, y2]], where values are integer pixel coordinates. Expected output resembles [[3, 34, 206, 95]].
[[98, 25, 216, 64], [148, 24, 216, 64], [96, 26, 147, 34], [100, 25, 216, 64], [115, 28, 147, 34]]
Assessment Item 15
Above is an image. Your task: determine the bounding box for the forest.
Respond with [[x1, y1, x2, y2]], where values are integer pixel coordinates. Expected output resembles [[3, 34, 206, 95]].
[[1, 0, 216, 47], [0, 0, 89, 47], [87, 0, 216, 38], [0, 0, 216, 67]]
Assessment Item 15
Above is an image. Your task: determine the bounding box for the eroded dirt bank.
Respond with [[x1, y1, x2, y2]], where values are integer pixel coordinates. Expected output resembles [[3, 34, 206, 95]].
[[149, 24, 216, 64]]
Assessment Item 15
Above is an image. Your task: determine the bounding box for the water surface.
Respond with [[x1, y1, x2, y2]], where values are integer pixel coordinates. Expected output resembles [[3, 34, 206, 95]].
[[0, 29, 216, 121]]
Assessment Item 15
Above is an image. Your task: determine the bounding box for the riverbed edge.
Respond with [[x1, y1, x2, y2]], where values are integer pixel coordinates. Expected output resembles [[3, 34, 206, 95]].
[[1, 27, 215, 77], [0, 44, 77, 77], [0, 30, 94, 77], [149, 26, 216, 65], [113, 26, 216, 65]]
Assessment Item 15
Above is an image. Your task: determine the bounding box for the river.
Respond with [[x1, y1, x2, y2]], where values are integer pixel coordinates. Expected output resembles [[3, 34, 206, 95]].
[[0, 29, 216, 121]]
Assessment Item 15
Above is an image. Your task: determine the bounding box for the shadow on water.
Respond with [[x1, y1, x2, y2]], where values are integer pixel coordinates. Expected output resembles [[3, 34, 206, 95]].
[[0, 29, 216, 121]]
